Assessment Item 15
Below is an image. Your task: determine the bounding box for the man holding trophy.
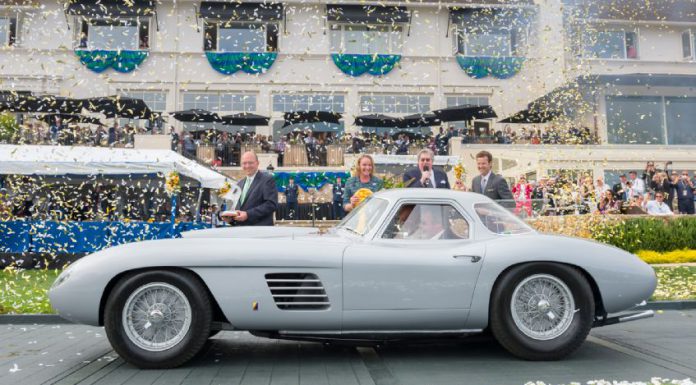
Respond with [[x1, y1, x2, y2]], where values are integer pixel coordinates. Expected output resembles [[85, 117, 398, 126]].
[[221, 151, 278, 226]]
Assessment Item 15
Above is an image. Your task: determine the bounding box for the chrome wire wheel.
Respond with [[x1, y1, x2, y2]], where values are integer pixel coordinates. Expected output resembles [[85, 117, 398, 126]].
[[122, 282, 192, 352], [510, 274, 575, 341]]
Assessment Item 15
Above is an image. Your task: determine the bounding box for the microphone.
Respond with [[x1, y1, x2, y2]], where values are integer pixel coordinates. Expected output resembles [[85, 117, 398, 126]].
[[423, 165, 432, 187]]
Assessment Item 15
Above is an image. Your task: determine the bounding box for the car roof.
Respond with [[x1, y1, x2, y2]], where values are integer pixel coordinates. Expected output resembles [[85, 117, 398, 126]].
[[371, 188, 495, 205]]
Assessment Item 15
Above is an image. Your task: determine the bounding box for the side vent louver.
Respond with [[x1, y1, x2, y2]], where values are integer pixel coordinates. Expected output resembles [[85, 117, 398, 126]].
[[265, 273, 330, 310]]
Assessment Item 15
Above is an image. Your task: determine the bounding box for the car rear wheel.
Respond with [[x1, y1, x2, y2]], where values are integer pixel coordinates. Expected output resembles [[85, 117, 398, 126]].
[[490, 263, 594, 360], [104, 270, 212, 369]]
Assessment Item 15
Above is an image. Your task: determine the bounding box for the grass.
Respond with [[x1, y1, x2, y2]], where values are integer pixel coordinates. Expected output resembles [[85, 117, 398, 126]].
[[0, 266, 695, 315]]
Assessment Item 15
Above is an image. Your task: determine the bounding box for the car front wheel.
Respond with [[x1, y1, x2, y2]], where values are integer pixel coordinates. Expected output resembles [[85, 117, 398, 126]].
[[490, 263, 594, 360], [104, 270, 212, 369]]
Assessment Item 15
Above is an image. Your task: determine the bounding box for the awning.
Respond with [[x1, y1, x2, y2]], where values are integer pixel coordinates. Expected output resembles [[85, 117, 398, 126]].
[[282, 111, 342, 127], [355, 113, 440, 128], [327, 4, 410, 24], [221, 112, 269, 126], [82, 96, 154, 120], [170, 109, 222, 123], [354, 114, 402, 128], [401, 113, 441, 127], [0, 144, 230, 189], [432, 105, 497, 122], [65, 0, 155, 17], [199, 1, 283, 21]]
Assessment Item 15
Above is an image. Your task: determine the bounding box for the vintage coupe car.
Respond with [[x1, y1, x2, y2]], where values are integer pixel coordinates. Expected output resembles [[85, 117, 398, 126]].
[[49, 189, 656, 368]]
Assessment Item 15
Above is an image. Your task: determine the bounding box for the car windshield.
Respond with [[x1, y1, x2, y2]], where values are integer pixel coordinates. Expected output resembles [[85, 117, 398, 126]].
[[474, 202, 534, 235], [337, 197, 389, 236]]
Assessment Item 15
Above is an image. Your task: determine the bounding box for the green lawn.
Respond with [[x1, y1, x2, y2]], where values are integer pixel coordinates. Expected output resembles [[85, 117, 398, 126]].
[[1, 266, 695, 315]]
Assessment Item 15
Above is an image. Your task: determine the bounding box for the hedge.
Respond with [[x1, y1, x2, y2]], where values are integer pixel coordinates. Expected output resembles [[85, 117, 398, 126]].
[[528, 215, 696, 253]]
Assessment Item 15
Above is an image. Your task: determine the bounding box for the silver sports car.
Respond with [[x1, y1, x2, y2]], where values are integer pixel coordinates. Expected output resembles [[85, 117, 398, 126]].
[[49, 189, 656, 368]]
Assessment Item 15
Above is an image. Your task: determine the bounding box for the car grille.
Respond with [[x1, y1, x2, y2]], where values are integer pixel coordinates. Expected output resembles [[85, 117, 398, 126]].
[[265, 273, 330, 310]]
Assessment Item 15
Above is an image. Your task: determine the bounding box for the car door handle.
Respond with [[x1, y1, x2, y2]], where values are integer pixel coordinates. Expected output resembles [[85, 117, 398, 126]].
[[453, 255, 481, 263]]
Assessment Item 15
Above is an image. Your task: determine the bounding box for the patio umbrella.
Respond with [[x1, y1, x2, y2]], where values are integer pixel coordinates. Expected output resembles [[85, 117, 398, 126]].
[[354, 114, 401, 128], [398, 113, 441, 128], [1, 95, 83, 114], [432, 104, 497, 122], [170, 109, 222, 123], [283, 111, 342, 127], [221, 112, 269, 126], [391, 128, 429, 139], [37, 113, 102, 125], [82, 96, 154, 120]]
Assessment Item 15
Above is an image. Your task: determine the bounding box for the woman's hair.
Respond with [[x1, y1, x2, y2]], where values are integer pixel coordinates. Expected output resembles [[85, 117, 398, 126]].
[[355, 154, 375, 177]]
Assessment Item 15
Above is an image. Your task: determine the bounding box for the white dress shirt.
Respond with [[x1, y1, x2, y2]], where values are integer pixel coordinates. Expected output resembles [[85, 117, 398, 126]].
[[645, 200, 673, 216]]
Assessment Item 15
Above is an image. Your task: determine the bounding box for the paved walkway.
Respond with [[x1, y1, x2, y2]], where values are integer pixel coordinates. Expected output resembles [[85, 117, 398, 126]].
[[1, 311, 695, 385]]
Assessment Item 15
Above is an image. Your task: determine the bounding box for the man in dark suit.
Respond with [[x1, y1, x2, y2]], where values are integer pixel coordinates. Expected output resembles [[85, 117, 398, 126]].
[[332, 176, 345, 220], [285, 176, 300, 220], [612, 174, 629, 201], [470, 150, 513, 200], [223, 151, 278, 226], [403, 149, 451, 189]]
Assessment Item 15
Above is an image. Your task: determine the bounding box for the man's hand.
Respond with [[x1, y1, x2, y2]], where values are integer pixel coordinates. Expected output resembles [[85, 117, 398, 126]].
[[235, 211, 249, 222], [420, 170, 431, 185]]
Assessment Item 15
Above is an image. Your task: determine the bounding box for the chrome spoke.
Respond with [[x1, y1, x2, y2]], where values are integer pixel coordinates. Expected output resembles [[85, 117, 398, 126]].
[[510, 274, 575, 341], [123, 282, 192, 352]]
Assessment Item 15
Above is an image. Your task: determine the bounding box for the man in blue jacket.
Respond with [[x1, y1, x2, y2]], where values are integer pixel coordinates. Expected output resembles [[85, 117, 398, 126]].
[[403, 149, 451, 189], [675, 170, 695, 214], [223, 152, 278, 226]]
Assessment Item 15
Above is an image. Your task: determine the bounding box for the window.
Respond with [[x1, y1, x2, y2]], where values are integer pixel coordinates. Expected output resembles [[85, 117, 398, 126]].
[[665, 97, 696, 145], [458, 29, 511, 57], [583, 30, 638, 59], [182, 92, 256, 112], [446, 96, 489, 108], [360, 94, 430, 114], [78, 18, 150, 50], [272, 94, 345, 112], [382, 203, 470, 240], [683, 30, 695, 60], [119, 91, 167, 112], [204, 21, 278, 52], [606, 96, 664, 144], [474, 203, 532, 235], [330, 24, 403, 54], [0, 16, 17, 47], [338, 197, 389, 236]]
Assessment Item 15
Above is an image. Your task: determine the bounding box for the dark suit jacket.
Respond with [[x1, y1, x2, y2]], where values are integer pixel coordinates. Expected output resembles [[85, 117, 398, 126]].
[[674, 180, 695, 201], [471, 172, 513, 200], [234, 172, 278, 226], [285, 183, 299, 203], [612, 182, 627, 201], [403, 167, 450, 188]]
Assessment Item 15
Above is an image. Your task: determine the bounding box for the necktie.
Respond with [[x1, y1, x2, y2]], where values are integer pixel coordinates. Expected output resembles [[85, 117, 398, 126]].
[[481, 177, 487, 192], [240, 177, 251, 205]]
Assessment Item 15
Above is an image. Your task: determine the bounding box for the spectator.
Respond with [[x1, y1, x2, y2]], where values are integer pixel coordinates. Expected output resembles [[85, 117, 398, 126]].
[[629, 171, 646, 197], [626, 194, 647, 215], [594, 177, 610, 199], [597, 190, 621, 214], [183, 133, 196, 159], [343, 154, 384, 213], [332, 176, 345, 220], [579, 176, 595, 202], [107, 122, 117, 146], [512, 175, 533, 217], [675, 171, 695, 214], [435, 127, 448, 155], [471, 150, 513, 200], [645, 192, 673, 216], [285, 176, 300, 220], [170, 126, 179, 152], [612, 174, 629, 201], [402, 148, 450, 189], [208, 203, 224, 227]]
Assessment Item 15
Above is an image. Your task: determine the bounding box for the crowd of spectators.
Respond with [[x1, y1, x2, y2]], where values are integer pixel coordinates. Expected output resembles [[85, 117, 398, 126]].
[[10, 119, 150, 148]]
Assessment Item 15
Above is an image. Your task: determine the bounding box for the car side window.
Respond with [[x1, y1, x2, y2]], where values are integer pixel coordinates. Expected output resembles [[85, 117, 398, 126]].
[[381, 203, 469, 240]]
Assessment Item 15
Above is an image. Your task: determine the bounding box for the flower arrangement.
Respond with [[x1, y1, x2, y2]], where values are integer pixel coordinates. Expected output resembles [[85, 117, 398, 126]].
[[164, 171, 181, 196], [452, 161, 467, 191]]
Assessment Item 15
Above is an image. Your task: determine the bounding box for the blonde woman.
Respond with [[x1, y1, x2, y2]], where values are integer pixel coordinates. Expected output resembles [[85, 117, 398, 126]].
[[343, 154, 384, 212]]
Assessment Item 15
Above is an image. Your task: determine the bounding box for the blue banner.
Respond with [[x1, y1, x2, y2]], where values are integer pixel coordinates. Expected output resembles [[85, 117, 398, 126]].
[[0, 220, 211, 254]]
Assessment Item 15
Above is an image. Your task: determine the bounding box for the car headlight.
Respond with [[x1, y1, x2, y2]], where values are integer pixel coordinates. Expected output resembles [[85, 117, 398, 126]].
[[51, 271, 71, 290]]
